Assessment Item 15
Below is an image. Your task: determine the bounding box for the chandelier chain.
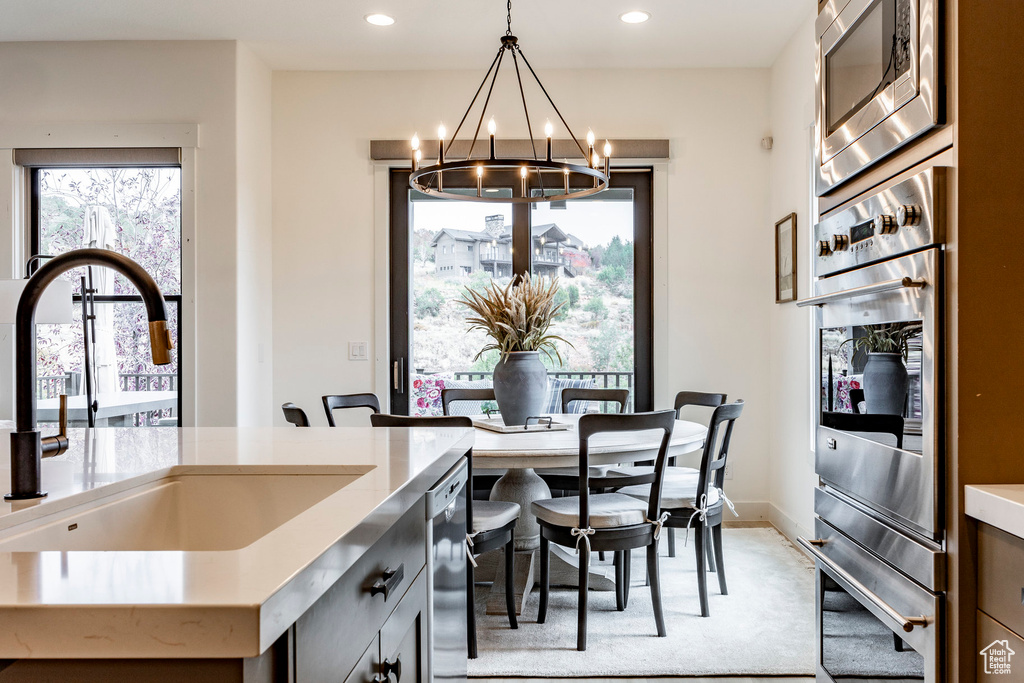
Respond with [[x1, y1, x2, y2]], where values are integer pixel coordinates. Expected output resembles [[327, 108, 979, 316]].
[[506, 0, 513, 35]]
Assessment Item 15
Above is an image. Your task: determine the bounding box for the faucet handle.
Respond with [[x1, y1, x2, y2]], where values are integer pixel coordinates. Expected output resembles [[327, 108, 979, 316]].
[[41, 394, 70, 459], [59, 394, 68, 437]]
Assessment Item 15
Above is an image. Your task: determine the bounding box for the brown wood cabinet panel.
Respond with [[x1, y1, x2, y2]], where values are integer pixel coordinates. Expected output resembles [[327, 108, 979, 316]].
[[977, 611, 1024, 681], [978, 523, 1024, 640]]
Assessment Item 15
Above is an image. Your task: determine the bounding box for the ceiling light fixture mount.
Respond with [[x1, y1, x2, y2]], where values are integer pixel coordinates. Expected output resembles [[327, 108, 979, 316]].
[[409, 0, 610, 204]]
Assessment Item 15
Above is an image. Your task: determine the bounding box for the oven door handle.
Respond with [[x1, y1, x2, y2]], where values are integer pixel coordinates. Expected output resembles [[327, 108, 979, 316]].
[[798, 536, 930, 633], [796, 277, 927, 307]]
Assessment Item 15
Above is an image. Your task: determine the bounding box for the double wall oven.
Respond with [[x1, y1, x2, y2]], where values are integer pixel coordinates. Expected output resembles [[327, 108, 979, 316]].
[[815, 0, 940, 193], [798, 165, 946, 682]]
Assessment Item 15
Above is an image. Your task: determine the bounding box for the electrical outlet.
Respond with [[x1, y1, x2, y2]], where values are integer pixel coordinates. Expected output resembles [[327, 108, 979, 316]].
[[348, 341, 368, 361], [724, 463, 734, 480]]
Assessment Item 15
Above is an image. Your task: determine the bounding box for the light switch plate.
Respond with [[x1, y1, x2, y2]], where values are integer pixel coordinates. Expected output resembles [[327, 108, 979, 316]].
[[348, 341, 368, 361]]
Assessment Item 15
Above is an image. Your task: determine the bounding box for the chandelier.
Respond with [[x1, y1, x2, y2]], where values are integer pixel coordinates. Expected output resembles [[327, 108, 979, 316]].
[[409, 0, 611, 203]]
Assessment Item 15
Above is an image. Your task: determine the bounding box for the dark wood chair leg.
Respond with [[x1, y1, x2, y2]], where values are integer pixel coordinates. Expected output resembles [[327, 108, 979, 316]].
[[647, 542, 667, 637], [623, 547, 632, 607], [712, 523, 727, 595], [667, 527, 676, 558], [577, 545, 590, 652], [695, 523, 709, 617], [468, 546, 478, 659], [538, 535, 550, 624], [706, 535, 717, 573], [614, 551, 625, 611], [505, 531, 518, 629]]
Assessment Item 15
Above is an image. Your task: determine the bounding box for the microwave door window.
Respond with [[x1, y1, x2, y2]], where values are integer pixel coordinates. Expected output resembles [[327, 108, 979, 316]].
[[826, 0, 898, 136], [821, 576, 926, 681], [820, 323, 924, 453]]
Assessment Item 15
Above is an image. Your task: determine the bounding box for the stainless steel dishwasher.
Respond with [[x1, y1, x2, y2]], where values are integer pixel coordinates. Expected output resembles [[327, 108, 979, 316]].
[[425, 458, 468, 683]]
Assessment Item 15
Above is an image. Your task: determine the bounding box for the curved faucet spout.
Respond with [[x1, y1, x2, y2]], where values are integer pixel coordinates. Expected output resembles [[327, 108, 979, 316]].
[[7, 249, 174, 500]]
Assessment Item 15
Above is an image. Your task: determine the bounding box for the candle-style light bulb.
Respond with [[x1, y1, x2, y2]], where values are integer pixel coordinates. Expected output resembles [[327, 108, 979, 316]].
[[411, 134, 420, 171], [563, 166, 570, 194], [586, 129, 595, 147], [437, 123, 446, 140], [586, 129, 595, 168], [592, 153, 600, 167], [488, 117, 496, 159], [415, 149, 422, 163], [477, 164, 484, 197], [603, 140, 611, 157], [520, 166, 528, 178], [520, 165, 528, 198], [411, 133, 419, 151], [478, 165, 484, 177], [603, 141, 611, 180]]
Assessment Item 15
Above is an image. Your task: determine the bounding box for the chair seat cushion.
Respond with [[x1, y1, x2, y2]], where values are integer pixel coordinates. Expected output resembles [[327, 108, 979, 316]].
[[536, 465, 613, 479], [618, 468, 721, 510], [605, 465, 700, 481], [531, 493, 649, 529], [472, 500, 521, 534]]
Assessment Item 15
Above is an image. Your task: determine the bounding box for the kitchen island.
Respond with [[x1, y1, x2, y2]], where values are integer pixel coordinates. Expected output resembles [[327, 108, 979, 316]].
[[0, 426, 473, 681]]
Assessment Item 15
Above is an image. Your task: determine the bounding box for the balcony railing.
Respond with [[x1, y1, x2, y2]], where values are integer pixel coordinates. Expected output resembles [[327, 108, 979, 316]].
[[35, 372, 178, 427], [417, 369, 634, 412]]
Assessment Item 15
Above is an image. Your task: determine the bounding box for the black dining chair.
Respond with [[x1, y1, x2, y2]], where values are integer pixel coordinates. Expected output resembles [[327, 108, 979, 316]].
[[532, 409, 677, 651], [442, 387, 502, 501], [322, 393, 381, 426], [538, 387, 632, 495], [441, 387, 495, 416], [369, 413, 520, 658], [603, 391, 727, 557], [281, 402, 310, 427], [618, 400, 745, 617]]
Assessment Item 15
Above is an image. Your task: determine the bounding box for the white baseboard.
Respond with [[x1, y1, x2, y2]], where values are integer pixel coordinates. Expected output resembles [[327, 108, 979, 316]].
[[729, 500, 770, 522], [769, 503, 813, 554]]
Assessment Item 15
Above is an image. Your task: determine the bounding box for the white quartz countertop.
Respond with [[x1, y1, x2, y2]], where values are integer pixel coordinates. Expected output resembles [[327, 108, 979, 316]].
[[965, 485, 1024, 540], [0, 426, 473, 660]]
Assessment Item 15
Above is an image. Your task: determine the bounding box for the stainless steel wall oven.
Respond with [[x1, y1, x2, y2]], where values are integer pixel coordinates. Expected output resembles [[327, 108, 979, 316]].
[[799, 165, 946, 683], [815, 0, 940, 194]]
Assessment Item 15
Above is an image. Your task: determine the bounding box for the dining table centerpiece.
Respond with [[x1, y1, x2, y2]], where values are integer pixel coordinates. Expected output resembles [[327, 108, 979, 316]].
[[460, 274, 570, 426]]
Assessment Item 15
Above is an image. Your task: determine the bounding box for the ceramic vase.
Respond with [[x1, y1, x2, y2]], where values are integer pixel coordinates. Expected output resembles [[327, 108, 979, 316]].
[[492, 351, 548, 426], [863, 352, 909, 415]]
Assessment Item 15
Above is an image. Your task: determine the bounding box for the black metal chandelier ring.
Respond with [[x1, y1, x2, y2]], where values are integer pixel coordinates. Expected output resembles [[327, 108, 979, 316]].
[[409, 158, 609, 203], [408, 0, 612, 204]]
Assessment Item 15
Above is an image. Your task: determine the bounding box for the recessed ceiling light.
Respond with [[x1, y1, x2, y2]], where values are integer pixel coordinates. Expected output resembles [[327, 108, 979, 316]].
[[365, 13, 395, 26], [619, 10, 650, 24]]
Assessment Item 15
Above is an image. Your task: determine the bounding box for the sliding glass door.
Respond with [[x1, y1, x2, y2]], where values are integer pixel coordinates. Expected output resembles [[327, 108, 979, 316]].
[[389, 169, 652, 416]]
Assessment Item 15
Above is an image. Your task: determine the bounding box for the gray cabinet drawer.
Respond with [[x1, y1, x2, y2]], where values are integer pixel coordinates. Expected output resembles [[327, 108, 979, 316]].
[[979, 523, 1024, 640], [380, 570, 428, 683], [978, 611, 1024, 681], [344, 637, 381, 683], [296, 502, 426, 683]]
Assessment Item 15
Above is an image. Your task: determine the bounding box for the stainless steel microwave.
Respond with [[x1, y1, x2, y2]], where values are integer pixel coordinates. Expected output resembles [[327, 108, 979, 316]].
[[815, 0, 940, 194]]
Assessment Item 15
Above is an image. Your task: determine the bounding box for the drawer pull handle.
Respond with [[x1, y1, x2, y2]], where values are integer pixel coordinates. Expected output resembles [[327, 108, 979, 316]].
[[798, 536, 929, 633], [370, 564, 405, 601], [383, 655, 402, 682]]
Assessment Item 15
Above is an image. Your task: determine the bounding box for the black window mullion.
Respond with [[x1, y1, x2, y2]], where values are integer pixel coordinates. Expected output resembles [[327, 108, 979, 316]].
[[512, 202, 531, 278]]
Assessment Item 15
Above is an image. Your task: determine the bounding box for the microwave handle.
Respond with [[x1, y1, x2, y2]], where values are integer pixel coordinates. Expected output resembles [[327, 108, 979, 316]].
[[796, 277, 926, 308], [798, 537, 929, 633]]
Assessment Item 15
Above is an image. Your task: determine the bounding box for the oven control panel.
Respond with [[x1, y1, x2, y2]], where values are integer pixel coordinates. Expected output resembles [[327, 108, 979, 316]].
[[814, 167, 945, 278]]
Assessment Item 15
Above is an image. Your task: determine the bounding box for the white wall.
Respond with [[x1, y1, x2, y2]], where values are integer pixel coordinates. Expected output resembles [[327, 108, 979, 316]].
[[767, 13, 817, 538], [0, 41, 242, 426], [235, 43, 275, 427], [272, 67, 776, 512]]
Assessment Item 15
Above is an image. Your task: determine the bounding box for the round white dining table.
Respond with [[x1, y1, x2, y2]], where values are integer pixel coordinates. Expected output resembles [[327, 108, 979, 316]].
[[470, 414, 707, 550]]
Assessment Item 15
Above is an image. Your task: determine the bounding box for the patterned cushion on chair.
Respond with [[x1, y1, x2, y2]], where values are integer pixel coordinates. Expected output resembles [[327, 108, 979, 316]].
[[618, 467, 722, 510], [543, 377, 597, 414], [444, 378, 495, 416]]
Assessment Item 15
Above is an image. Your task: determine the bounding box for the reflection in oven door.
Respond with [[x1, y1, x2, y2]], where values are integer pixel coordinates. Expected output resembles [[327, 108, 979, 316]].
[[822, 576, 926, 681]]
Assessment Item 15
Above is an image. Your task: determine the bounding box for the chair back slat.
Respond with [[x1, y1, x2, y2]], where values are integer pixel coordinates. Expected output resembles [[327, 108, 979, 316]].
[[282, 402, 310, 427], [441, 388, 496, 416], [694, 400, 744, 506], [322, 393, 381, 426], [577, 410, 676, 526], [674, 391, 728, 414], [561, 387, 630, 414]]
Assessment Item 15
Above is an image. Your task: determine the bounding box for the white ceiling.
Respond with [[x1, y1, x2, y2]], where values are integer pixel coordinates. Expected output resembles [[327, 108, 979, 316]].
[[0, 0, 809, 71]]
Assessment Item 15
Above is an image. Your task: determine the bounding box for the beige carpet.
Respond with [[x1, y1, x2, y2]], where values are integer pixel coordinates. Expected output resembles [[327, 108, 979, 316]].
[[468, 527, 815, 677]]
